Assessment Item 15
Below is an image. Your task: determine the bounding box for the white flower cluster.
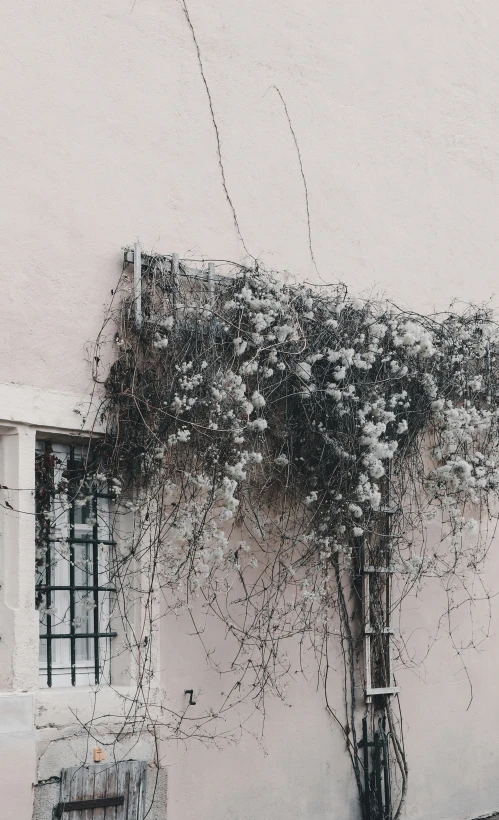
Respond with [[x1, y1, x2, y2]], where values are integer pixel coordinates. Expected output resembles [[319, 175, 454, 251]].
[[100, 257, 499, 653]]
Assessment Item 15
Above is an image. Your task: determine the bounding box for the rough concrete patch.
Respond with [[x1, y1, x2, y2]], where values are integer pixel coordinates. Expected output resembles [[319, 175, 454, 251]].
[[144, 765, 168, 820], [37, 733, 155, 780], [32, 780, 59, 820], [471, 813, 499, 820]]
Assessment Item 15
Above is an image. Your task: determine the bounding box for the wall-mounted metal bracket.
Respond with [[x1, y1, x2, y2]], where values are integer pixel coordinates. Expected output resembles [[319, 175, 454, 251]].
[[125, 244, 237, 330]]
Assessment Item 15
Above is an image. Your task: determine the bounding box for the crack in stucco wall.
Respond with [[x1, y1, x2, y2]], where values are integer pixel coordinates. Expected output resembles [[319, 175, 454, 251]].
[[180, 0, 251, 257], [271, 85, 319, 276]]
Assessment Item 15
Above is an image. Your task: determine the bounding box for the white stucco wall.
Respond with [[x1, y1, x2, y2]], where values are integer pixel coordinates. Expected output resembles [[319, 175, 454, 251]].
[[1, 2, 499, 818]]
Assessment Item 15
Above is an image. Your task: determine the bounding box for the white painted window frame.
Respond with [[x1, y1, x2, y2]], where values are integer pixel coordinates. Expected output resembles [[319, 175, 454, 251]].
[[0, 382, 162, 697]]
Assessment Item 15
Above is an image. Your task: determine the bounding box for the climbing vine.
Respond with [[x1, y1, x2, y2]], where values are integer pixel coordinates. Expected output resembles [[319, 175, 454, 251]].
[[84, 251, 499, 818]]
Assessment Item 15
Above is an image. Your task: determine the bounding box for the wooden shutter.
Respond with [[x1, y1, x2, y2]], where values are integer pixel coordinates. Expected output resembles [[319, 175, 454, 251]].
[[56, 761, 146, 819]]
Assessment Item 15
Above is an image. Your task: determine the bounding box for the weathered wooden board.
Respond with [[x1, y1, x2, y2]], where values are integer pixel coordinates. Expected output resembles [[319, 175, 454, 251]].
[[57, 761, 146, 819]]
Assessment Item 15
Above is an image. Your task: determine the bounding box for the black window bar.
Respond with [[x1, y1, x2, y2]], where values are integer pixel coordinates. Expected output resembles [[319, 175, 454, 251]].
[[36, 442, 117, 687]]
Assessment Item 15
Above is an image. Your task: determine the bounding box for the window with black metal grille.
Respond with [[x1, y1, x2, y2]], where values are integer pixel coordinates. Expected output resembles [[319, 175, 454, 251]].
[[35, 440, 116, 687]]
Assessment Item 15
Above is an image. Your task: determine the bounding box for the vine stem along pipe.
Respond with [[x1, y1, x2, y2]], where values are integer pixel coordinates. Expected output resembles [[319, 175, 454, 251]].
[[134, 241, 142, 328]]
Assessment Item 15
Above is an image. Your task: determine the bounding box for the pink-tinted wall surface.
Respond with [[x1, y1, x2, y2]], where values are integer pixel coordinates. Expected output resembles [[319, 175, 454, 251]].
[[1, 2, 499, 819]]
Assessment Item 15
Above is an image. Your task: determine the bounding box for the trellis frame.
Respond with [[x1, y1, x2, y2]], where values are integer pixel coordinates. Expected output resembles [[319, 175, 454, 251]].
[[363, 471, 399, 703], [129, 243, 224, 329]]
